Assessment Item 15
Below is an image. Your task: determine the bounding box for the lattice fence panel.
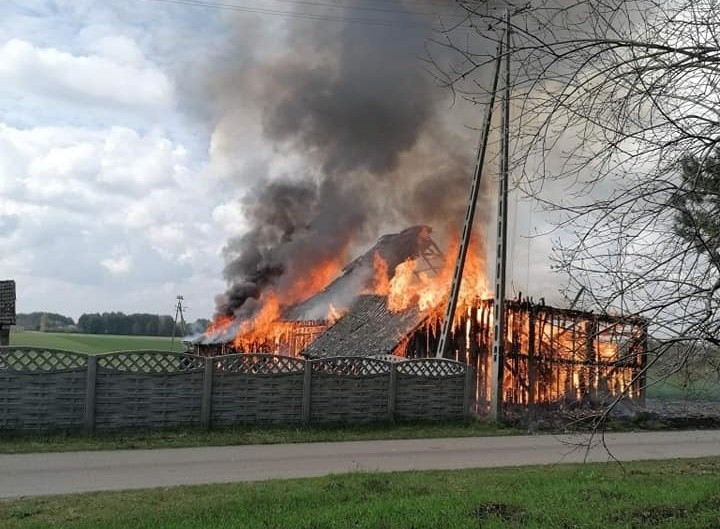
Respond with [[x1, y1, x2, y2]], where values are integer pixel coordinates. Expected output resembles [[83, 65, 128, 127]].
[[310, 372, 390, 423], [0, 347, 87, 372], [311, 357, 391, 377], [395, 374, 465, 421], [214, 354, 304, 375], [96, 350, 204, 373], [94, 370, 203, 430], [212, 372, 303, 425], [396, 359, 467, 378], [0, 371, 86, 430]]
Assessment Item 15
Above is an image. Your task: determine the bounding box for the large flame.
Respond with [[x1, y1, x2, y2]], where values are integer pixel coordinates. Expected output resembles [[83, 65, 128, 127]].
[[205, 254, 348, 352], [386, 235, 491, 321], [284, 257, 345, 307], [207, 229, 492, 353], [202, 226, 638, 406]]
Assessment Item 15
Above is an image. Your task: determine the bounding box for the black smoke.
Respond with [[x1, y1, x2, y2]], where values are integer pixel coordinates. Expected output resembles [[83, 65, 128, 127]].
[[209, 1, 490, 319]]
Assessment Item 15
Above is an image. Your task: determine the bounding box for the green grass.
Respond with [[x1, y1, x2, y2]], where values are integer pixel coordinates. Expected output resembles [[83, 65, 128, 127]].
[[8, 329, 185, 354], [0, 421, 516, 454], [646, 370, 720, 402], [1, 458, 719, 528]]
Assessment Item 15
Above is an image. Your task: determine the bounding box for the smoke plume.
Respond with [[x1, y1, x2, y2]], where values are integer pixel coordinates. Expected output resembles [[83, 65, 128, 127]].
[[208, 1, 491, 319]]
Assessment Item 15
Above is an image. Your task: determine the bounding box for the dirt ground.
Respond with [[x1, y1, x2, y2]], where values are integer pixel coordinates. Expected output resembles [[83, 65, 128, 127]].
[[505, 397, 720, 431]]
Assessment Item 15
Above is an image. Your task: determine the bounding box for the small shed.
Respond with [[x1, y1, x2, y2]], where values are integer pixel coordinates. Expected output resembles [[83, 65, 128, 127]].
[[0, 280, 16, 346]]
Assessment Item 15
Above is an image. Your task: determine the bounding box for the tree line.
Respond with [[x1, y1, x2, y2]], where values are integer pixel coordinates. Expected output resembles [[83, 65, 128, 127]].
[[17, 312, 210, 337]]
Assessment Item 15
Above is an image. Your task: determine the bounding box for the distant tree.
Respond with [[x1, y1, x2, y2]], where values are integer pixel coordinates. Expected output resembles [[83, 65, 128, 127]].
[[158, 315, 175, 337], [16, 312, 75, 331], [145, 314, 159, 336], [78, 313, 103, 334], [77, 311, 183, 336]]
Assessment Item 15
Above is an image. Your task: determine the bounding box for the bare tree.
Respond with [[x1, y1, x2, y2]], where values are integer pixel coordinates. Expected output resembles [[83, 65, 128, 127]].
[[429, 0, 720, 409]]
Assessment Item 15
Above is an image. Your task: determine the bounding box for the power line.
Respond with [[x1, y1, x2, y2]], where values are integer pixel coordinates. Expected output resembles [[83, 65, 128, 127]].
[[235, 0, 462, 16], [137, 0, 469, 29]]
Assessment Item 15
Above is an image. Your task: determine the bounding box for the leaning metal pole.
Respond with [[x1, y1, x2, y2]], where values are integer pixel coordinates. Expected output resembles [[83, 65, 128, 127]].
[[435, 42, 504, 359], [489, 11, 512, 421]]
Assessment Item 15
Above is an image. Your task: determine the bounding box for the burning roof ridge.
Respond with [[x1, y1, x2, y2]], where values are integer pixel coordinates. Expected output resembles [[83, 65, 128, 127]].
[[281, 225, 435, 322]]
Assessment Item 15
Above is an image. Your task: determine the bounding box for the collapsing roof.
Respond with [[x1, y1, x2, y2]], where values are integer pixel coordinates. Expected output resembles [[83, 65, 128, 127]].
[[188, 225, 440, 346], [301, 295, 427, 359], [284, 225, 438, 321]]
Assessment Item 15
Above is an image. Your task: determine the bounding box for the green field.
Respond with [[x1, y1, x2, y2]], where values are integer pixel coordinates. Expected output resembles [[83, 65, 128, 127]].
[[8, 329, 186, 354], [1, 458, 719, 529]]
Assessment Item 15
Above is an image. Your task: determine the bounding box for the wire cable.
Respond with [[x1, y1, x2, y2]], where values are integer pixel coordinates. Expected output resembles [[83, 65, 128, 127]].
[[137, 0, 469, 29]]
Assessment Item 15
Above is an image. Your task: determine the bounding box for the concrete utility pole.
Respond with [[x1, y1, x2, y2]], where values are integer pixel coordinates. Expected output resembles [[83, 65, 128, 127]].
[[489, 10, 512, 421], [435, 40, 504, 359], [170, 295, 187, 351]]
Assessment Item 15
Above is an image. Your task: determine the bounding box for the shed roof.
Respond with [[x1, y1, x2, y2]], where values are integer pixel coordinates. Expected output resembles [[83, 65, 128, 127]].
[[0, 280, 16, 325], [301, 295, 428, 359]]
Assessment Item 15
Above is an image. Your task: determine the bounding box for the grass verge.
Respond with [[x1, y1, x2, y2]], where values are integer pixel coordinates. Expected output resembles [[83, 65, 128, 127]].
[[0, 421, 517, 454], [1, 458, 719, 528]]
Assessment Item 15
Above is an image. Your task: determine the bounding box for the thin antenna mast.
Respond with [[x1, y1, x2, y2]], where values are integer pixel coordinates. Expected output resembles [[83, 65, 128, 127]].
[[435, 39, 504, 359]]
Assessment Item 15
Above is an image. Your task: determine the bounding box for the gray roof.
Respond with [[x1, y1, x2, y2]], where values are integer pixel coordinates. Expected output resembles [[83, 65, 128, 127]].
[[301, 295, 428, 359], [0, 280, 16, 325]]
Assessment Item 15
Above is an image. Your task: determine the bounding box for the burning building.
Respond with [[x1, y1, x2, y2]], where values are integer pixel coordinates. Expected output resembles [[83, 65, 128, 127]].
[[187, 227, 646, 409], [189, 1, 647, 413]]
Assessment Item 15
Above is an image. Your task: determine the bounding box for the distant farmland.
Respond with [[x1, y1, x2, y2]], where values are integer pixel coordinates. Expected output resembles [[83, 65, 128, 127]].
[[8, 329, 187, 354]]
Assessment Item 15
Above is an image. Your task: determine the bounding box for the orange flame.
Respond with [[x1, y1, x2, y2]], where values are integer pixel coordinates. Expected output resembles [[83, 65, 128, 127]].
[[387, 235, 491, 324], [205, 314, 234, 336], [284, 257, 345, 306], [232, 292, 293, 351], [203, 225, 639, 406], [369, 251, 390, 296]]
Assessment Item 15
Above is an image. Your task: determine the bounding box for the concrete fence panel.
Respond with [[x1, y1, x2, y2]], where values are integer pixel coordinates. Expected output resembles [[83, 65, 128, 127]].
[[310, 357, 392, 423], [211, 354, 304, 426], [395, 359, 467, 421], [94, 351, 205, 430], [0, 347, 87, 430], [0, 347, 473, 432]]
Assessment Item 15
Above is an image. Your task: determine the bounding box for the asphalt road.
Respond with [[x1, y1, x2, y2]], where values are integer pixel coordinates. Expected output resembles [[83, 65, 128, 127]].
[[2, 430, 720, 499]]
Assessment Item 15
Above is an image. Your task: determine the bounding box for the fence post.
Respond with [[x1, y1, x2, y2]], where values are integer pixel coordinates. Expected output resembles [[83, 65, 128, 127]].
[[388, 363, 397, 422], [200, 357, 214, 430], [84, 355, 97, 433], [302, 359, 312, 425], [463, 365, 475, 419]]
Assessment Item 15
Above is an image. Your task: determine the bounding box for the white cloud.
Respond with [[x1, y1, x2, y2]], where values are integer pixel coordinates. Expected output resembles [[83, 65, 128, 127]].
[[0, 121, 229, 315], [99, 128, 186, 191], [0, 39, 174, 111], [0, 2, 241, 320], [101, 249, 133, 275], [147, 224, 186, 259], [88, 35, 146, 67]]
